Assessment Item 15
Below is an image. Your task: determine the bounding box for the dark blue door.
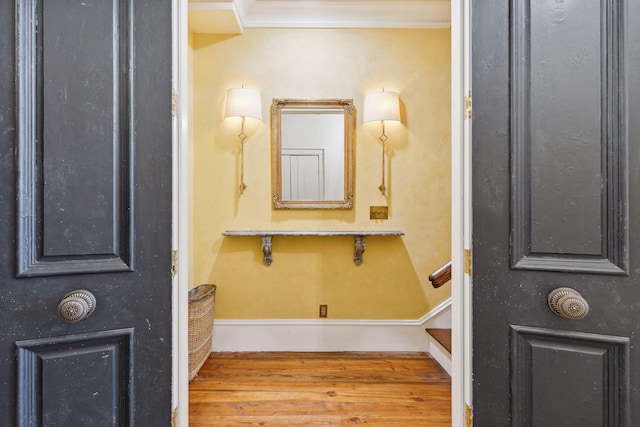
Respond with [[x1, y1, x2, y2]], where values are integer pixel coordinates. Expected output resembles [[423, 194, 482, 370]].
[[0, 1, 173, 425], [473, 0, 639, 425]]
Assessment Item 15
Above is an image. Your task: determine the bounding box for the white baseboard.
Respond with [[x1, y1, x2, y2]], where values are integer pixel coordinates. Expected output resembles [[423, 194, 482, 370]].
[[421, 298, 452, 374], [211, 299, 452, 373], [419, 297, 452, 329], [212, 319, 431, 352], [426, 332, 452, 375]]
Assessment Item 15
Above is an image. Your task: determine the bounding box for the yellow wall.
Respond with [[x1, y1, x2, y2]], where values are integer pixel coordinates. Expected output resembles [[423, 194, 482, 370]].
[[191, 28, 451, 319], [188, 30, 195, 289]]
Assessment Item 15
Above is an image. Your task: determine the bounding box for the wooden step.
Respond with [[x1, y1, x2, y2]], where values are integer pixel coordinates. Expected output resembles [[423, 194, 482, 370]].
[[426, 328, 452, 354]]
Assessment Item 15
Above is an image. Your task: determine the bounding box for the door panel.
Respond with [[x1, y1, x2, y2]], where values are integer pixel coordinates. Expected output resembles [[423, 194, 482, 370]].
[[17, 329, 133, 426], [1, 0, 173, 425], [510, 0, 626, 274], [16, 0, 133, 277], [473, 0, 639, 425], [511, 326, 629, 427]]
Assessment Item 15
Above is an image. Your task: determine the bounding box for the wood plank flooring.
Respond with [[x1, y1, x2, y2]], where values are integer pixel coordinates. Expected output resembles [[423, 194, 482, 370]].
[[189, 352, 451, 426]]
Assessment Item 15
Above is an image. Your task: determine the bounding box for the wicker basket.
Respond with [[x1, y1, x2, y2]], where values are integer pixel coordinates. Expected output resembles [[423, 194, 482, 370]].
[[188, 284, 216, 381]]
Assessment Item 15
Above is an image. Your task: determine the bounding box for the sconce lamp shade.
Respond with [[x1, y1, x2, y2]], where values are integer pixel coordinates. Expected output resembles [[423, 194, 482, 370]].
[[224, 87, 262, 120], [363, 90, 400, 123]]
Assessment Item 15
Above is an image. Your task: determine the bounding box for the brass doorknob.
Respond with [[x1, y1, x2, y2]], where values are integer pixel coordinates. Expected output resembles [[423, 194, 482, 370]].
[[548, 287, 589, 320], [57, 290, 96, 322]]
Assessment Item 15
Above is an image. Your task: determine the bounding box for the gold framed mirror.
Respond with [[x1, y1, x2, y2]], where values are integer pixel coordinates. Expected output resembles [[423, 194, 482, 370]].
[[271, 99, 354, 209]]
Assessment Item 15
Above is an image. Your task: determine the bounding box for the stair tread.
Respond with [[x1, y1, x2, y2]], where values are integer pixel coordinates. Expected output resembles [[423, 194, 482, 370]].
[[426, 328, 452, 354]]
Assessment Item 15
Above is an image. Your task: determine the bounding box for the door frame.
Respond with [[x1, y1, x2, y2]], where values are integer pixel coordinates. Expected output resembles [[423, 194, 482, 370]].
[[172, 0, 191, 425], [171, 0, 472, 424], [450, 0, 472, 424]]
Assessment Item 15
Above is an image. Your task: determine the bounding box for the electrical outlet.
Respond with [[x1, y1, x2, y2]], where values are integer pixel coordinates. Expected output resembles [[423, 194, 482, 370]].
[[319, 304, 328, 318]]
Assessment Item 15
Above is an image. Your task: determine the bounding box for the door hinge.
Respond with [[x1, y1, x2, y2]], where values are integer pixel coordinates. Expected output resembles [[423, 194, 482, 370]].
[[465, 403, 473, 427], [464, 92, 472, 119], [171, 249, 178, 278], [464, 249, 472, 275], [171, 89, 177, 117], [172, 407, 178, 427]]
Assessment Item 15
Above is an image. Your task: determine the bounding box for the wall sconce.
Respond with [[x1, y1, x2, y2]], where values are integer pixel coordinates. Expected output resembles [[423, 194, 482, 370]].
[[224, 87, 262, 195], [363, 89, 401, 195]]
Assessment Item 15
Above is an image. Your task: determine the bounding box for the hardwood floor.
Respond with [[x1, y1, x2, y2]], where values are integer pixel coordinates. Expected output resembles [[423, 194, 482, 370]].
[[189, 352, 451, 426]]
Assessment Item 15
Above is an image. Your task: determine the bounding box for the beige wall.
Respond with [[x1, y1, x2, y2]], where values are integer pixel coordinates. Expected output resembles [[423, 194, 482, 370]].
[[191, 28, 451, 319]]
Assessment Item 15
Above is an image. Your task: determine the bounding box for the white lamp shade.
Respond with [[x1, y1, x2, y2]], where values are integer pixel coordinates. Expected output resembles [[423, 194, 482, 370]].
[[224, 87, 262, 120], [363, 90, 401, 123]]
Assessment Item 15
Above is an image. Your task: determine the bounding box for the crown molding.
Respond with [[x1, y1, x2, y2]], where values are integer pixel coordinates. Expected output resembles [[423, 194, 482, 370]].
[[189, 0, 451, 33], [188, 2, 243, 34], [242, 0, 451, 28]]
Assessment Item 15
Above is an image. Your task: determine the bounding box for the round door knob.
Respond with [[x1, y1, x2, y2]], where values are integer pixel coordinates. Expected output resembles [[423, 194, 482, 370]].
[[57, 290, 96, 322], [548, 287, 589, 320]]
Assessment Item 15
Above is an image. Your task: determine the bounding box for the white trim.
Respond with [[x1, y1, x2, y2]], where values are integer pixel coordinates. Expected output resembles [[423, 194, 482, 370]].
[[188, 2, 243, 34], [171, 0, 179, 419], [173, 0, 190, 424], [212, 319, 453, 374], [462, 0, 473, 419], [426, 333, 452, 375], [418, 298, 453, 374], [418, 297, 452, 328], [450, 0, 462, 423], [211, 300, 451, 354], [451, 0, 472, 424], [212, 319, 426, 352], [189, 0, 451, 30], [210, 305, 452, 372], [244, 1, 451, 28]]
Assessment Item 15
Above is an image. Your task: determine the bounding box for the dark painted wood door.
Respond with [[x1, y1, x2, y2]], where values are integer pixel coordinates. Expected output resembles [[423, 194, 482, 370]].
[[472, 0, 638, 425], [0, 1, 173, 425]]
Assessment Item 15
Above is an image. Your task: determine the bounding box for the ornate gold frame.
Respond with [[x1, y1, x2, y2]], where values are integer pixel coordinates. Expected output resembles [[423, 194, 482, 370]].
[[271, 99, 355, 209]]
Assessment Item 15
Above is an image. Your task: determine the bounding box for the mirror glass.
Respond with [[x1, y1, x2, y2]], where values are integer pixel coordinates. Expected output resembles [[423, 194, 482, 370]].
[[271, 99, 354, 209]]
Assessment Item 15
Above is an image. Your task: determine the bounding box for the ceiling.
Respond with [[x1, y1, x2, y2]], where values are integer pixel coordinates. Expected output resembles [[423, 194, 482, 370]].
[[188, 0, 451, 34]]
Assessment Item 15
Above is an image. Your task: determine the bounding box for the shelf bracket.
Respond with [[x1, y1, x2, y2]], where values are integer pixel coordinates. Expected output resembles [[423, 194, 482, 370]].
[[354, 236, 367, 266], [261, 236, 273, 266]]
